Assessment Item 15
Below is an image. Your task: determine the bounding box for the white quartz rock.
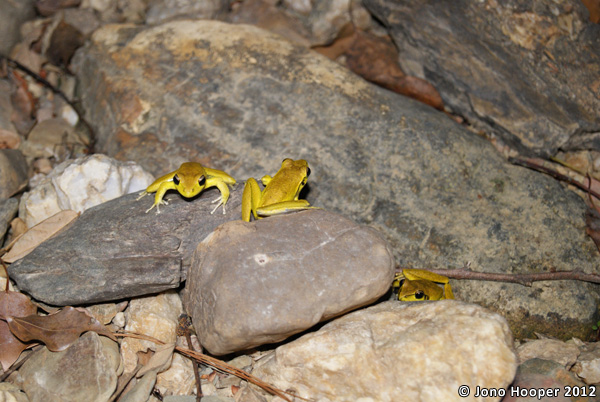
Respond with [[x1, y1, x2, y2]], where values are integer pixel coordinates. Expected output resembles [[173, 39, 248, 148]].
[[254, 300, 517, 402], [19, 154, 154, 227]]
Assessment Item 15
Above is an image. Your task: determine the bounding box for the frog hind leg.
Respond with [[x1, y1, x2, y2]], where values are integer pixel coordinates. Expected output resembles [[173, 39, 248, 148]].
[[443, 283, 454, 300], [256, 200, 314, 217], [242, 177, 262, 221]]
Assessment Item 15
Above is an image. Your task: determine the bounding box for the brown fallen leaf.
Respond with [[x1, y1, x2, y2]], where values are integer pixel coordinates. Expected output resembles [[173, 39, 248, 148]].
[[345, 30, 444, 110], [582, 0, 600, 23], [315, 25, 444, 110], [312, 23, 356, 60], [136, 343, 175, 377], [0, 266, 38, 371], [9, 218, 28, 242], [4, 306, 116, 352], [3, 210, 80, 263]]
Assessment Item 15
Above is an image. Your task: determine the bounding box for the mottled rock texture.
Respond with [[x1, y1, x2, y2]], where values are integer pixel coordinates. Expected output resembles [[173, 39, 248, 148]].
[[70, 20, 600, 338], [254, 300, 517, 402], [363, 0, 600, 155]]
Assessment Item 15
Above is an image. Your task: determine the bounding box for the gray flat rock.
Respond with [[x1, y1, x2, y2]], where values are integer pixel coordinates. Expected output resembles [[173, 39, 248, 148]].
[[8, 186, 242, 306]]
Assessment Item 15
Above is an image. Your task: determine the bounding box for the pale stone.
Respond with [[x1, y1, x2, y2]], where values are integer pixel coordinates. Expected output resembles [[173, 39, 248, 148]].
[[571, 342, 600, 384], [18, 118, 84, 160], [146, 0, 229, 24], [0, 383, 29, 402], [120, 291, 183, 373], [516, 338, 580, 367], [156, 352, 197, 396], [86, 302, 123, 325], [18, 332, 120, 402], [202, 382, 217, 396], [254, 301, 517, 402], [235, 386, 267, 402], [228, 355, 252, 371], [19, 153, 154, 227], [113, 311, 126, 328]]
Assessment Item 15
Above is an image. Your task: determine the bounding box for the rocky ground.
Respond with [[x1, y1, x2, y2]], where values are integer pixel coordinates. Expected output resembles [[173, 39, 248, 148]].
[[1, 0, 600, 401]]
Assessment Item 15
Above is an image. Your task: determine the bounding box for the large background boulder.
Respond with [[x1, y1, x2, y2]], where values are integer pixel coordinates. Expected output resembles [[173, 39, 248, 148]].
[[70, 20, 600, 338]]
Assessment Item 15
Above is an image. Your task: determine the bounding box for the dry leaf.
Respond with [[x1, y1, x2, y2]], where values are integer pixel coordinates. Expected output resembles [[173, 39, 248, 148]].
[[5, 306, 116, 352], [9, 217, 28, 240], [137, 343, 175, 377], [3, 210, 79, 263], [0, 291, 37, 370], [313, 23, 356, 60], [582, 0, 600, 23], [344, 30, 444, 110], [315, 25, 444, 110]]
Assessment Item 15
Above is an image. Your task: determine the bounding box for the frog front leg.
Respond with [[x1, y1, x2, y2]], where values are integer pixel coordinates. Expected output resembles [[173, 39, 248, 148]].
[[145, 180, 177, 214], [242, 177, 262, 222], [205, 177, 233, 215]]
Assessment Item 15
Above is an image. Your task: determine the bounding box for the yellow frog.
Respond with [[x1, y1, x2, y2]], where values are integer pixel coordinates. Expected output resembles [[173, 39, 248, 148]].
[[242, 158, 316, 221], [138, 162, 236, 214], [393, 269, 454, 301]]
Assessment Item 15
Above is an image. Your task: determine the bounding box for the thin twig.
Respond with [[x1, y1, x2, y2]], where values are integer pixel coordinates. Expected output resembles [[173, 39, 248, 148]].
[[396, 267, 600, 287], [114, 332, 310, 402], [0, 53, 96, 151], [509, 157, 600, 200], [178, 314, 203, 401]]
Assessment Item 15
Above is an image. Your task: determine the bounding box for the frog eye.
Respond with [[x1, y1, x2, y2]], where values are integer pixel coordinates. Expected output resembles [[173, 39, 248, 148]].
[[414, 290, 426, 300], [198, 176, 206, 186], [306, 167, 311, 177], [173, 174, 180, 185]]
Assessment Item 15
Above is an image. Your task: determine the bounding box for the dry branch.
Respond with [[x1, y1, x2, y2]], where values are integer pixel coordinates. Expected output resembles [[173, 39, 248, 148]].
[[114, 332, 308, 402], [396, 267, 600, 287]]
